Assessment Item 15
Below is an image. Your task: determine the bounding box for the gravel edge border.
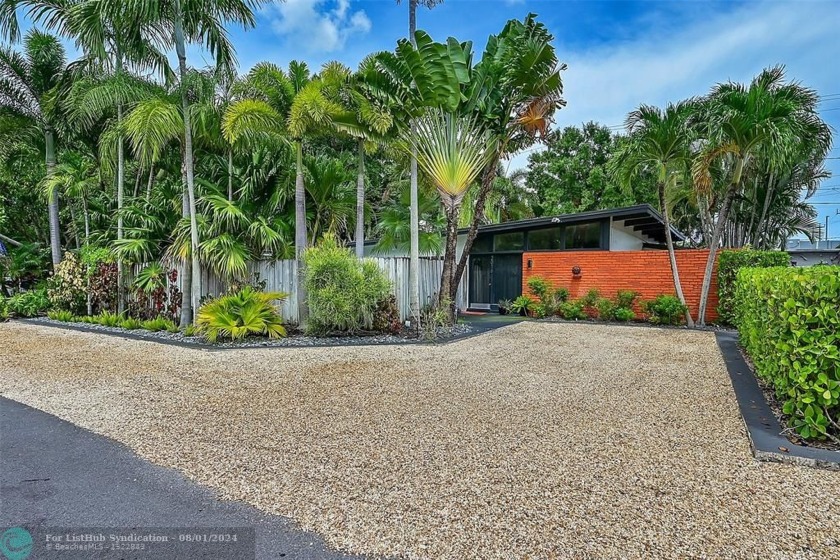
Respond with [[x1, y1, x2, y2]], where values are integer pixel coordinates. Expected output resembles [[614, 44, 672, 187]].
[[715, 331, 840, 471], [15, 317, 511, 351]]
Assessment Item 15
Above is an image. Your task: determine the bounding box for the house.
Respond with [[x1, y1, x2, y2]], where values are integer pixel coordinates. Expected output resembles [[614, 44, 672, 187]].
[[367, 204, 720, 321]]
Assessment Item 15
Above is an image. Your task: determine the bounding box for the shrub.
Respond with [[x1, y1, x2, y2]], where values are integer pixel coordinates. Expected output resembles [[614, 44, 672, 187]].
[[372, 294, 401, 334], [526, 276, 568, 316], [7, 288, 50, 317], [643, 295, 687, 325], [196, 287, 287, 342], [615, 290, 640, 309], [420, 297, 453, 340], [141, 316, 179, 332], [120, 317, 143, 330], [183, 324, 199, 337], [47, 310, 76, 322], [614, 307, 636, 322], [735, 266, 840, 442], [0, 296, 8, 320], [558, 300, 586, 320], [717, 249, 789, 325], [595, 297, 616, 320], [510, 295, 537, 316], [94, 311, 123, 327], [47, 252, 86, 314], [303, 235, 392, 335]]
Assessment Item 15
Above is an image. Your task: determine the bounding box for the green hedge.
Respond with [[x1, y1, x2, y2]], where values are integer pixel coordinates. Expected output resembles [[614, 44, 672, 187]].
[[717, 249, 789, 325], [735, 266, 840, 441]]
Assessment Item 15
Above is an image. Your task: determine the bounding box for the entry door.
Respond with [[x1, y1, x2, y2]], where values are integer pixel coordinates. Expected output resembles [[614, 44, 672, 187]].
[[492, 254, 522, 304], [469, 255, 492, 306]]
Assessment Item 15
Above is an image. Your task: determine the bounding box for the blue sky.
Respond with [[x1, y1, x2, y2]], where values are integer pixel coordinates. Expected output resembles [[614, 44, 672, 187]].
[[19, 0, 840, 238]]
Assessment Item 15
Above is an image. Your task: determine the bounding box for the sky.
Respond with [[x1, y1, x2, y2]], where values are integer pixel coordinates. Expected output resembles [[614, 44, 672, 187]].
[[17, 0, 840, 239]]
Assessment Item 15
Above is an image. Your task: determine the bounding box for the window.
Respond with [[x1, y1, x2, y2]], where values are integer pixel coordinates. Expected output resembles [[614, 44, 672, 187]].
[[472, 235, 493, 253], [494, 231, 525, 251], [528, 227, 563, 250], [565, 222, 602, 249]]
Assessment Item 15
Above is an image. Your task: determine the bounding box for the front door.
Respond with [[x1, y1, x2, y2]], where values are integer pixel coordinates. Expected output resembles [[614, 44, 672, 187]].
[[492, 254, 522, 304], [469, 255, 492, 308]]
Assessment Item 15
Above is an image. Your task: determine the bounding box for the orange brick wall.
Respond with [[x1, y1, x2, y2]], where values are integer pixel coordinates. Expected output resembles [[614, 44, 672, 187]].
[[521, 249, 719, 322]]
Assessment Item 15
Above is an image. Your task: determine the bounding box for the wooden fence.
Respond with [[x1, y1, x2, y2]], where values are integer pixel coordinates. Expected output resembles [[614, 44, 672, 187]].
[[132, 257, 468, 323]]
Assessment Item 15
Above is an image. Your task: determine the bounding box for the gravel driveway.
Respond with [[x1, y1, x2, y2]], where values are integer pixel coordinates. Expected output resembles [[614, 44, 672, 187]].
[[1, 321, 839, 559]]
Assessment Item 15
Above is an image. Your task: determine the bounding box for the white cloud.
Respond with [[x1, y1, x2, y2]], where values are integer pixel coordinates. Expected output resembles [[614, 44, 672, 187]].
[[267, 0, 372, 53], [508, 1, 840, 173]]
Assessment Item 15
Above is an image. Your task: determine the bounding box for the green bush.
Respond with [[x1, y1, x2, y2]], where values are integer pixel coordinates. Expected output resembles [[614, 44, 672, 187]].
[[558, 300, 586, 320], [717, 249, 789, 325], [141, 316, 179, 332], [643, 295, 687, 325], [510, 295, 537, 316], [595, 297, 616, 320], [47, 252, 87, 314], [526, 276, 568, 316], [120, 317, 143, 330], [95, 311, 123, 327], [0, 296, 8, 320], [614, 307, 636, 322], [303, 235, 392, 335], [47, 310, 76, 322], [7, 288, 50, 317], [615, 290, 640, 309], [735, 266, 840, 441], [196, 287, 287, 342]]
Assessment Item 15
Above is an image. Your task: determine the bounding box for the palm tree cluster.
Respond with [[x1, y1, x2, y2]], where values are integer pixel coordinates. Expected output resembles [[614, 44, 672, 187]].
[[613, 66, 832, 325], [0, 4, 565, 325]]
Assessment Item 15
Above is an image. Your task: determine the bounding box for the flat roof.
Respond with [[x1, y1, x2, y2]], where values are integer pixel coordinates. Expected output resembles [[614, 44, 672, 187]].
[[459, 204, 686, 243]]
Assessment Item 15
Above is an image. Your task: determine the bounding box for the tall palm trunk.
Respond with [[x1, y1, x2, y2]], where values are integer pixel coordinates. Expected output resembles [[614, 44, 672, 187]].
[[452, 155, 499, 298], [82, 196, 90, 244], [174, 1, 201, 324], [439, 198, 459, 321], [45, 125, 61, 266], [146, 165, 155, 200], [178, 169, 192, 328], [117, 102, 125, 313], [227, 150, 234, 201], [355, 138, 365, 258], [294, 140, 307, 326], [698, 156, 746, 325], [659, 182, 693, 327], [408, 0, 421, 327]]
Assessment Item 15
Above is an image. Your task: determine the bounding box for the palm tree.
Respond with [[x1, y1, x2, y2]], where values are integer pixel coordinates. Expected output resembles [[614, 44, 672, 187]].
[[397, 0, 443, 325], [0, 30, 69, 266], [116, 0, 264, 323], [402, 109, 494, 318], [451, 14, 565, 298], [40, 151, 99, 244], [692, 66, 830, 325], [613, 102, 696, 326]]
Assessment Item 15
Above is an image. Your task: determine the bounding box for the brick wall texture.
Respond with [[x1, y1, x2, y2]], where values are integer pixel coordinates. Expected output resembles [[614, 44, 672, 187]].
[[521, 249, 719, 322]]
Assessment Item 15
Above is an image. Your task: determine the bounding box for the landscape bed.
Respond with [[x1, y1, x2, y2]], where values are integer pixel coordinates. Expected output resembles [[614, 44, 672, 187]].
[[25, 317, 477, 349]]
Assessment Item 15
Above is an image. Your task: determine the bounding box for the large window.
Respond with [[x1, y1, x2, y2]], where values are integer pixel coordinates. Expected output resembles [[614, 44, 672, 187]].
[[494, 231, 525, 251], [528, 227, 563, 250], [565, 222, 602, 249], [472, 235, 493, 253]]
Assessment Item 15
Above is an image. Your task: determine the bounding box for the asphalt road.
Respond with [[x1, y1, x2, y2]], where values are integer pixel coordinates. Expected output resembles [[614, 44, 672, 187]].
[[0, 396, 364, 560]]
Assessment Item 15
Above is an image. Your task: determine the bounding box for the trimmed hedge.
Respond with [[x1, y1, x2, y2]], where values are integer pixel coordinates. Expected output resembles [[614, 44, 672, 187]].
[[717, 249, 789, 325], [735, 266, 840, 441]]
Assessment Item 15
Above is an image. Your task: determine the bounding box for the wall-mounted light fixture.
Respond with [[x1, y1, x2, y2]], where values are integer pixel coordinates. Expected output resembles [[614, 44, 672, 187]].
[[527, 258, 533, 269], [571, 265, 582, 278]]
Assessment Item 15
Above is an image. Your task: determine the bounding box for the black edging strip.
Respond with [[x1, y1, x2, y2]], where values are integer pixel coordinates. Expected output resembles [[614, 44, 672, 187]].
[[18, 317, 520, 352], [715, 331, 840, 471]]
